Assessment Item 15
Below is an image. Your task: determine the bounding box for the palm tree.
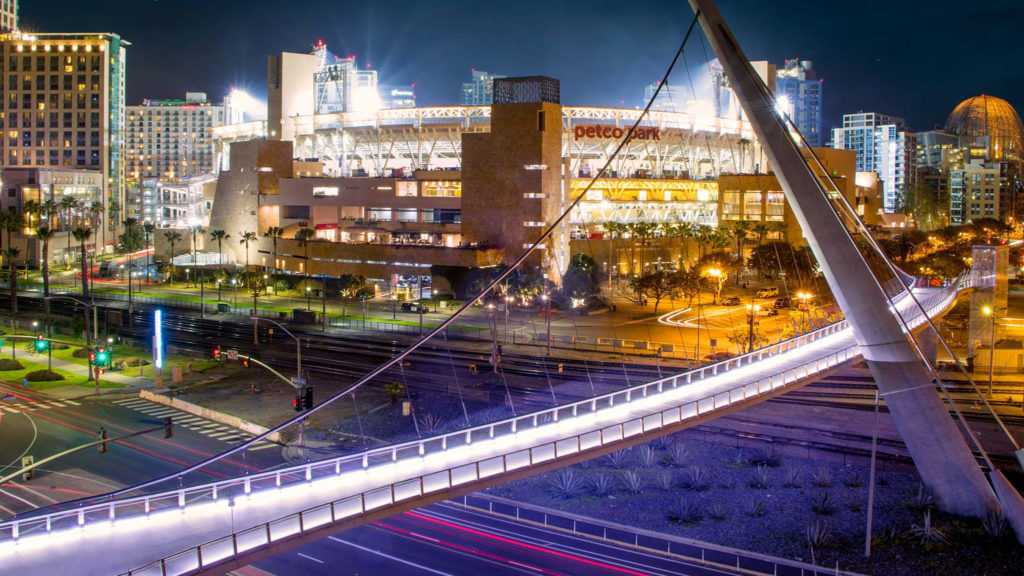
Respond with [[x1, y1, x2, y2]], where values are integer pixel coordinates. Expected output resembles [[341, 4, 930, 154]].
[[143, 222, 155, 285], [239, 231, 257, 269], [264, 225, 283, 286], [72, 227, 92, 299], [0, 209, 24, 274], [36, 226, 54, 297], [4, 247, 18, 314], [60, 197, 78, 269], [296, 227, 316, 292], [164, 230, 182, 286], [88, 202, 104, 249], [121, 218, 141, 316], [209, 229, 230, 269]]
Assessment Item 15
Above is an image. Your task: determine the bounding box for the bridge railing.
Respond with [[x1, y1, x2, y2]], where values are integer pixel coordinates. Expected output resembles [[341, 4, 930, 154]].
[[0, 279, 970, 576]]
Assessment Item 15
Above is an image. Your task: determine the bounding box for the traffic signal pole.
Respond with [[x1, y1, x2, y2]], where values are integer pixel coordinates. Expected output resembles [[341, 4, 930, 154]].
[[0, 419, 173, 485]]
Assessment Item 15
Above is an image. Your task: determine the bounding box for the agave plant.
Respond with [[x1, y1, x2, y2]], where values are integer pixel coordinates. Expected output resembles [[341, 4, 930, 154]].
[[745, 498, 766, 518], [681, 465, 712, 491], [907, 484, 935, 512], [589, 474, 616, 497], [983, 510, 1009, 538], [805, 519, 831, 549], [810, 466, 834, 488], [782, 467, 802, 488], [666, 498, 702, 525], [619, 470, 644, 494], [907, 510, 946, 545], [709, 503, 727, 521], [603, 449, 631, 469], [634, 445, 656, 468], [416, 413, 446, 435], [811, 491, 835, 516], [547, 469, 585, 500], [748, 465, 771, 489], [750, 446, 782, 467], [665, 443, 691, 467], [652, 471, 675, 491]]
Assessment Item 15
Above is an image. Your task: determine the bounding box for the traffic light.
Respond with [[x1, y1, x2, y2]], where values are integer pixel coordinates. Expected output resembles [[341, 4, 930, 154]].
[[292, 394, 302, 412], [88, 351, 96, 364], [302, 386, 314, 410], [34, 334, 47, 352], [163, 417, 173, 438], [96, 347, 108, 367], [98, 428, 108, 453], [212, 346, 221, 361], [242, 357, 250, 369]]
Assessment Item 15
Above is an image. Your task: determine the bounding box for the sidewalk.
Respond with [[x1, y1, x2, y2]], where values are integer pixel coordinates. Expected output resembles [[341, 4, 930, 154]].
[[0, 346, 151, 397]]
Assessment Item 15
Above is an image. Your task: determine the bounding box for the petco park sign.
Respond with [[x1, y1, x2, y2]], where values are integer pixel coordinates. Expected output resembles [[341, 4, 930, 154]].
[[573, 125, 661, 141]]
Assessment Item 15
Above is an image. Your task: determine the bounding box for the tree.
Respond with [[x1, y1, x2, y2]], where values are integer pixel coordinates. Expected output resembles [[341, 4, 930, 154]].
[[60, 197, 78, 269], [163, 230, 182, 285], [625, 222, 659, 275], [295, 227, 316, 290], [337, 274, 367, 299], [209, 229, 230, 269], [264, 225, 283, 282], [4, 247, 17, 314], [507, 268, 544, 304], [89, 202, 103, 248], [562, 253, 601, 304], [72, 227, 92, 299], [36, 226, 54, 297], [676, 268, 702, 306], [630, 270, 680, 313], [663, 221, 696, 270], [698, 251, 741, 304], [119, 219, 143, 316], [238, 230, 257, 269], [727, 325, 769, 354]]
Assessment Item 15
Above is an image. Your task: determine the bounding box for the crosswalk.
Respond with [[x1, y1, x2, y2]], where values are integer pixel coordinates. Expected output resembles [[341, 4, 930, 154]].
[[110, 398, 281, 452], [3, 399, 82, 413]]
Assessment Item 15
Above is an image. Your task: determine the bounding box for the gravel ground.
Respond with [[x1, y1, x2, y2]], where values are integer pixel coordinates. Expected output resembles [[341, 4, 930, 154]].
[[483, 431, 1024, 576]]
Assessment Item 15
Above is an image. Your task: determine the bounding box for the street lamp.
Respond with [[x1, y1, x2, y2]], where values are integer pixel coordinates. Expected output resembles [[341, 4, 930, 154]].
[[541, 293, 551, 356], [216, 278, 222, 300], [306, 285, 312, 311], [504, 295, 513, 344], [232, 277, 238, 309], [264, 274, 269, 296], [745, 303, 761, 353], [983, 305, 995, 395], [487, 303, 499, 371], [391, 294, 397, 320], [797, 291, 813, 332]]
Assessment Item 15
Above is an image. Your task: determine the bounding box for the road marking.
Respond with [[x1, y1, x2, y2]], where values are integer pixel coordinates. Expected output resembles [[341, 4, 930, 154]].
[[245, 443, 280, 451], [4, 407, 19, 414], [328, 536, 453, 576], [63, 400, 81, 406], [296, 553, 323, 564]]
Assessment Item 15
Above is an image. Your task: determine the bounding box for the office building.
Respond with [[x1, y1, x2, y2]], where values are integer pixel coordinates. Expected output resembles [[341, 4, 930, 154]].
[[125, 92, 226, 180], [460, 70, 504, 106], [950, 159, 1000, 224], [775, 59, 823, 147], [1, 0, 16, 32], [0, 31, 128, 251], [831, 112, 916, 213]]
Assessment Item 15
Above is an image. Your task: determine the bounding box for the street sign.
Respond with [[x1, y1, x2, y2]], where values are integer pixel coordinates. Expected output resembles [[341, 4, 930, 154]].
[[225, 349, 239, 361], [291, 377, 307, 388]]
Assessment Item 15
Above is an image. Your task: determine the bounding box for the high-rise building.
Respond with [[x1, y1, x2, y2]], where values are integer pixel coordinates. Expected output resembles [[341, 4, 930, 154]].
[[1, 0, 16, 32], [125, 92, 225, 181], [950, 159, 1000, 224], [775, 59, 823, 147], [461, 70, 504, 106], [0, 31, 128, 249], [831, 112, 916, 213]]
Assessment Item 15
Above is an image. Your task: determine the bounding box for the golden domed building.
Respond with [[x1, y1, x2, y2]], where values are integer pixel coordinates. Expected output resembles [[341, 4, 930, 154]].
[[944, 94, 1024, 161]]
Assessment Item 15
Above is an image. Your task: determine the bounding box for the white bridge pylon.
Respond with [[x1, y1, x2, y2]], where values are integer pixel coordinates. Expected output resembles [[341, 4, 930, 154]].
[[0, 280, 970, 576]]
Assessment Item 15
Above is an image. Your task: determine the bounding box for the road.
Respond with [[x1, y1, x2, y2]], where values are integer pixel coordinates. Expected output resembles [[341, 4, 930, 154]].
[[251, 502, 750, 576], [0, 384, 287, 518]]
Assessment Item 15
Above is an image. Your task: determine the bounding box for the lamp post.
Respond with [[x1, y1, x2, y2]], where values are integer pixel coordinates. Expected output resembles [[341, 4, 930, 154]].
[[746, 303, 760, 353], [232, 277, 238, 309], [983, 305, 995, 395], [504, 295, 513, 344], [305, 285, 312, 311], [391, 294, 397, 320], [216, 278, 222, 300], [797, 291, 813, 332], [487, 303, 499, 371], [321, 277, 327, 332], [263, 274, 269, 296], [541, 293, 551, 356]]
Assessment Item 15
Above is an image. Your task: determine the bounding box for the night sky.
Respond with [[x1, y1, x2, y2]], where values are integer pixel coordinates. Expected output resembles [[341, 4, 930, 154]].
[[22, 0, 1024, 133]]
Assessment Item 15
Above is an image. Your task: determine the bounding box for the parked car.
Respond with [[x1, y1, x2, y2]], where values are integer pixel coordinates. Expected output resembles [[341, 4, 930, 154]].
[[756, 287, 779, 298], [773, 297, 791, 309], [400, 302, 429, 313], [721, 296, 741, 306]]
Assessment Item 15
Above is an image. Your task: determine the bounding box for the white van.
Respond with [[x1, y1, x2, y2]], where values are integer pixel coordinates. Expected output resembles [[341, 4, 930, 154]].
[[756, 287, 779, 298]]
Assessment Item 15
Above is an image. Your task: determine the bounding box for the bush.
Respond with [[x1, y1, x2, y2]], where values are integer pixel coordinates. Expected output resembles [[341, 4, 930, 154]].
[[547, 469, 585, 500], [72, 348, 92, 359], [125, 357, 150, 368], [666, 498, 702, 525], [24, 369, 63, 382], [0, 358, 23, 370], [384, 382, 405, 403]]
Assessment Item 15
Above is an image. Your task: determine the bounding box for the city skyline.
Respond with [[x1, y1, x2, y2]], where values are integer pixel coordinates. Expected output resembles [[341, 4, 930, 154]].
[[21, 0, 1024, 132]]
